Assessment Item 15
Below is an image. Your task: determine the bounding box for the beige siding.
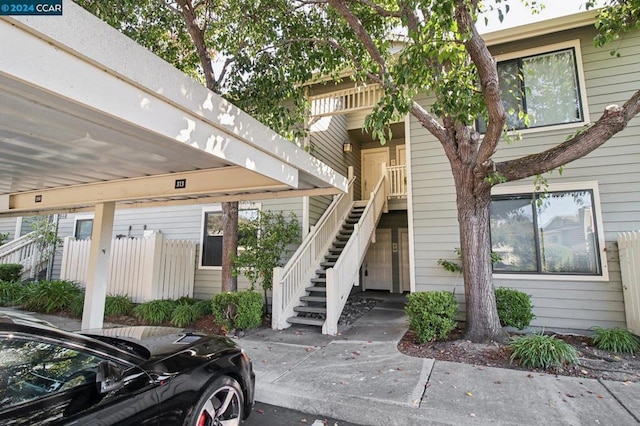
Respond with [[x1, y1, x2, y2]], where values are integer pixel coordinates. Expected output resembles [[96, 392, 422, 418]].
[[409, 27, 640, 331]]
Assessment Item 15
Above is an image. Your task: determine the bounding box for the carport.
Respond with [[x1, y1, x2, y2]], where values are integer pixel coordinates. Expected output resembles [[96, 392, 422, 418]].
[[0, 2, 347, 330]]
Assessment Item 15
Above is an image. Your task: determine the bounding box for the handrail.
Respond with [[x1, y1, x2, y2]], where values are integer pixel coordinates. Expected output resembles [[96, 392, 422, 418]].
[[324, 168, 387, 335], [0, 231, 41, 279], [386, 164, 407, 197], [0, 231, 36, 257], [272, 168, 356, 329]]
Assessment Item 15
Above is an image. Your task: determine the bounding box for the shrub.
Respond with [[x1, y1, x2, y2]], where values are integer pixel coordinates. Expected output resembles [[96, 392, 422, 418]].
[[212, 291, 264, 330], [0, 280, 27, 306], [509, 333, 577, 369], [20, 280, 82, 313], [591, 327, 640, 354], [134, 299, 176, 325], [495, 288, 535, 330], [69, 291, 85, 318], [0, 264, 23, 282], [104, 294, 134, 317], [193, 299, 212, 317], [405, 291, 457, 343], [171, 303, 199, 328]]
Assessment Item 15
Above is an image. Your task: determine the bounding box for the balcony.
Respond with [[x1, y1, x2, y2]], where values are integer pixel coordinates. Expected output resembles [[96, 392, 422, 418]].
[[310, 84, 383, 118]]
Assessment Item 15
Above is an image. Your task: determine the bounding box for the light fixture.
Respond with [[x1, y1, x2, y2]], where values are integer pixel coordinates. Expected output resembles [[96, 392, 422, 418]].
[[343, 140, 352, 153]]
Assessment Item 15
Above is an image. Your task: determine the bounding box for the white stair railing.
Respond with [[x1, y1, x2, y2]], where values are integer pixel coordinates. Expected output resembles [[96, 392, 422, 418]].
[[272, 168, 355, 330], [0, 232, 40, 279], [324, 165, 388, 335], [387, 164, 407, 197], [309, 84, 383, 117]]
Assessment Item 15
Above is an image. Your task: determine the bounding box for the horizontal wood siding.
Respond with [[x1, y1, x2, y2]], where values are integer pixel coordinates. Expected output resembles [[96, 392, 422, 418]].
[[409, 27, 640, 332], [0, 218, 16, 240]]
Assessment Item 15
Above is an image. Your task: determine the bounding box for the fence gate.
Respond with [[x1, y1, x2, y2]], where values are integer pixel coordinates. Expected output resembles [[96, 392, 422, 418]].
[[60, 233, 196, 303]]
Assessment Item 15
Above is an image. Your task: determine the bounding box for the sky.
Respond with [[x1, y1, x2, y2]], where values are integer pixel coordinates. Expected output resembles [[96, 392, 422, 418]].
[[478, 0, 605, 34]]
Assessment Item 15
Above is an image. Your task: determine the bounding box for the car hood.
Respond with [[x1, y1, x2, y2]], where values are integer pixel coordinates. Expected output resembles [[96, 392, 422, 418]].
[[81, 326, 239, 369]]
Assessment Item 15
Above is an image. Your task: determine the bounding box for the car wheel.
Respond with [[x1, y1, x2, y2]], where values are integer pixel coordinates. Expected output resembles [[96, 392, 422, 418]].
[[191, 376, 244, 426]]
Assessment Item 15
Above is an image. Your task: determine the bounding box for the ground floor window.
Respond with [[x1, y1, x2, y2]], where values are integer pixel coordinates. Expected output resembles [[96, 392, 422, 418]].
[[201, 207, 258, 267], [74, 218, 93, 240], [490, 187, 602, 276]]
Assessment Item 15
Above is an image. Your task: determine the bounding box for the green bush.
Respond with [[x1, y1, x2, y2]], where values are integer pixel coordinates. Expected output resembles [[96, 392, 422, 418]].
[[212, 291, 264, 330], [69, 291, 85, 318], [171, 303, 199, 328], [104, 294, 134, 317], [0, 280, 27, 306], [134, 299, 176, 325], [509, 333, 577, 369], [193, 299, 212, 317], [0, 264, 23, 282], [405, 291, 458, 343], [20, 280, 82, 313], [495, 288, 535, 330], [591, 327, 640, 354]]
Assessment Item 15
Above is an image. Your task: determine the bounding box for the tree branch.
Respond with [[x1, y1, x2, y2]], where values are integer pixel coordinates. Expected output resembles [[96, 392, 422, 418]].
[[496, 89, 640, 181], [410, 101, 450, 147], [454, 2, 505, 164]]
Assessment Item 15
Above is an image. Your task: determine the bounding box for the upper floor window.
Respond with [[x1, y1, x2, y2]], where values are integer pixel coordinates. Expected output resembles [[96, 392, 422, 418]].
[[201, 207, 259, 268], [490, 184, 606, 277], [479, 41, 586, 132]]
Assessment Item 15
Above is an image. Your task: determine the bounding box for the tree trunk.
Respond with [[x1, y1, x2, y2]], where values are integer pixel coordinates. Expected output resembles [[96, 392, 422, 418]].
[[221, 201, 239, 292], [453, 167, 507, 343]]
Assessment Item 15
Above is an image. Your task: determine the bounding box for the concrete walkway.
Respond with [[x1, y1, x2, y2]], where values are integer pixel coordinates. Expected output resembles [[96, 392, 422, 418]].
[[10, 299, 640, 425], [237, 295, 640, 425]]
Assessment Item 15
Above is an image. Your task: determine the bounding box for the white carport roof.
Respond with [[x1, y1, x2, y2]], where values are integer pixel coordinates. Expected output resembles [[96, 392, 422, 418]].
[[0, 1, 347, 218]]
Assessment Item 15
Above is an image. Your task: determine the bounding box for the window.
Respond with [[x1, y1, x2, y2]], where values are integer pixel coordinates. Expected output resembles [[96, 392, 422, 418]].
[[0, 337, 105, 410], [479, 42, 585, 131], [201, 207, 258, 267], [490, 188, 604, 276], [74, 218, 93, 240]]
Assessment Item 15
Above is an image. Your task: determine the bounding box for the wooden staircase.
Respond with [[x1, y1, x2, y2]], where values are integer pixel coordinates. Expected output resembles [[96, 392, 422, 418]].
[[286, 204, 366, 327]]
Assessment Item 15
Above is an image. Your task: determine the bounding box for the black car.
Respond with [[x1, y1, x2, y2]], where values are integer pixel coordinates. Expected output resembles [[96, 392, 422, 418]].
[[0, 313, 254, 425]]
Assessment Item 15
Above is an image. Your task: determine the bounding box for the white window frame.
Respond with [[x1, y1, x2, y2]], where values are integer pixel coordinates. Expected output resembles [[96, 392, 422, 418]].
[[198, 202, 261, 270], [491, 181, 609, 282], [73, 214, 94, 240], [494, 39, 591, 135]]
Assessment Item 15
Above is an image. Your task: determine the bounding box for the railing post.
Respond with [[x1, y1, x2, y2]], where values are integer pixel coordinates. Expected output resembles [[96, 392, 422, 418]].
[[323, 268, 338, 335], [271, 267, 283, 330], [381, 162, 389, 213]]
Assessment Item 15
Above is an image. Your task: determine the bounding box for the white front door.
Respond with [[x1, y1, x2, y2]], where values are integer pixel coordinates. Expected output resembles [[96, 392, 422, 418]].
[[399, 228, 410, 292], [361, 148, 389, 200], [363, 228, 392, 291]]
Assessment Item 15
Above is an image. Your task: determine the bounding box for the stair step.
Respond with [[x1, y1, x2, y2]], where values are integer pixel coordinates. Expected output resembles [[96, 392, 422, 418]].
[[333, 240, 347, 247], [300, 295, 327, 303], [320, 261, 335, 268], [306, 286, 327, 292], [294, 306, 327, 314], [325, 254, 339, 261], [315, 269, 327, 276], [335, 235, 350, 242], [328, 247, 343, 254], [345, 218, 359, 224], [287, 316, 325, 327], [311, 277, 326, 284], [342, 224, 355, 229]]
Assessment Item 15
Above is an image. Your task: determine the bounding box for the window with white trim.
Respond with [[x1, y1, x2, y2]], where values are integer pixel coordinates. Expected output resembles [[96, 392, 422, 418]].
[[201, 207, 259, 267], [490, 187, 604, 276], [479, 41, 586, 131], [73, 216, 93, 240]]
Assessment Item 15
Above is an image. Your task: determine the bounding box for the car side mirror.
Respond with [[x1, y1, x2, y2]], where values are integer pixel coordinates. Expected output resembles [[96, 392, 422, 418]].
[[96, 361, 124, 394]]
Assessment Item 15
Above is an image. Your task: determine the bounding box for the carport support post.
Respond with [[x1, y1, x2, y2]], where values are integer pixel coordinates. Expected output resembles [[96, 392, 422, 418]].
[[81, 202, 115, 330]]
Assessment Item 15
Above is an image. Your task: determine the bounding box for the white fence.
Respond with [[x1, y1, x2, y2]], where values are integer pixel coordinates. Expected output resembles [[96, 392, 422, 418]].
[[309, 84, 383, 117], [386, 165, 407, 198], [618, 231, 640, 336], [60, 232, 196, 302]]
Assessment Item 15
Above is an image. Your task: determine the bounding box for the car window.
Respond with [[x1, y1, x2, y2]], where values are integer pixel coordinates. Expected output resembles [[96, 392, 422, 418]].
[[0, 336, 105, 410]]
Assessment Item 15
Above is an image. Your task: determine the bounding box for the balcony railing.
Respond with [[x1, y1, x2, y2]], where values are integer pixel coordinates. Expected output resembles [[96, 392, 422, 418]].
[[309, 84, 383, 117], [386, 165, 407, 198]]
